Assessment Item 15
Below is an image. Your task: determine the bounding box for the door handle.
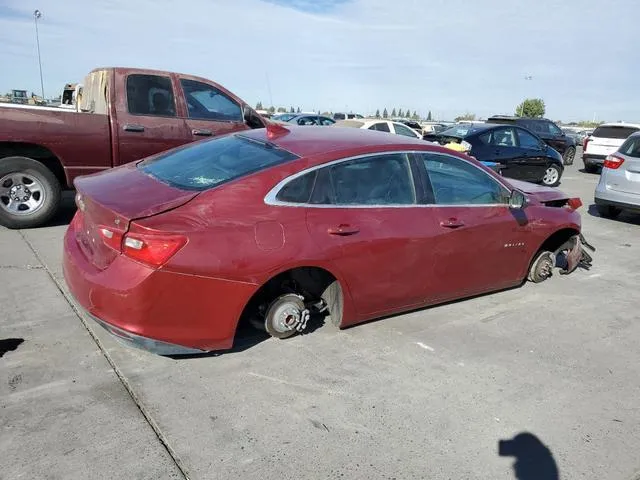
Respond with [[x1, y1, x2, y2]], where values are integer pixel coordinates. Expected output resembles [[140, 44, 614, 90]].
[[327, 224, 360, 236], [192, 128, 213, 136], [123, 124, 145, 132], [440, 218, 465, 229]]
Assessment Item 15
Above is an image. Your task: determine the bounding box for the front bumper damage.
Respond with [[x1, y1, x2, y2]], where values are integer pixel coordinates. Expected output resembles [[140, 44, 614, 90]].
[[555, 233, 595, 275]]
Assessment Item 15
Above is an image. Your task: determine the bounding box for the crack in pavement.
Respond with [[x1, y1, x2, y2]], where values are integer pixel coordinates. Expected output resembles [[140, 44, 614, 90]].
[[18, 230, 191, 480], [0, 264, 44, 270]]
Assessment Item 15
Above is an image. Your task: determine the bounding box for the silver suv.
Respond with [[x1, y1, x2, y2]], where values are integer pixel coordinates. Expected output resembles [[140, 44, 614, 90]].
[[594, 131, 640, 218]]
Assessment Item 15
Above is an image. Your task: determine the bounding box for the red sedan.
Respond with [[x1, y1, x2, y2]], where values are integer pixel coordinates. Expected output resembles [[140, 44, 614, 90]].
[[63, 124, 593, 355]]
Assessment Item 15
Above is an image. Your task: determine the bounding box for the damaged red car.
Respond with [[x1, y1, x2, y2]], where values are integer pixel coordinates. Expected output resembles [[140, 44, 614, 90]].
[[63, 124, 594, 355]]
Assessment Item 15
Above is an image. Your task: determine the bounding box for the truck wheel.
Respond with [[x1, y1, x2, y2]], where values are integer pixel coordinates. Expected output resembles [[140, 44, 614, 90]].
[[0, 156, 61, 229]]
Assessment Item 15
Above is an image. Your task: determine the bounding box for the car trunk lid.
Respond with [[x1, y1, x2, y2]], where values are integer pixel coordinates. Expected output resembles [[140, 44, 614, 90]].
[[606, 152, 640, 195], [73, 164, 197, 270]]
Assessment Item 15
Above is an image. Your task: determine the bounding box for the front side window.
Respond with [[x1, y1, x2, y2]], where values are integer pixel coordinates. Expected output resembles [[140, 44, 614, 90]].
[[420, 153, 509, 205], [546, 121, 563, 136], [180, 79, 242, 122], [394, 123, 418, 138], [310, 153, 415, 205], [140, 135, 297, 191], [516, 128, 541, 149], [127, 74, 176, 117], [491, 127, 516, 147], [320, 117, 335, 126]]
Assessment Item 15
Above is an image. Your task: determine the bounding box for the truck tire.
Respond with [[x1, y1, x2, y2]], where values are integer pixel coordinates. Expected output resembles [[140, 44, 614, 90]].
[[0, 156, 62, 229]]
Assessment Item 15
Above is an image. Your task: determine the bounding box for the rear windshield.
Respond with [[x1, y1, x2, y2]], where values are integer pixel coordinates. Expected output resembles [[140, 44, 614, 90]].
[[139, 135, 298, 191], [439, 125, 482, 138], [593, 126, 639, 139], [619, 136, 640, 158]]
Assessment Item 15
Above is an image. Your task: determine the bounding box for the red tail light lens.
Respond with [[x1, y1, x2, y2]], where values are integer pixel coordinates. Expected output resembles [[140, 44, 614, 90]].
[[603, 155, 625, 170], [567, 197, 582, 210], [583, 137, 590, 150], [121, 232, 187, 267]]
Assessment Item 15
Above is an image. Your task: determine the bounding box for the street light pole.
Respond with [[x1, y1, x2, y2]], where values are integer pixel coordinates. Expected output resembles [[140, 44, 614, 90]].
[[33, 9, 45, 102]]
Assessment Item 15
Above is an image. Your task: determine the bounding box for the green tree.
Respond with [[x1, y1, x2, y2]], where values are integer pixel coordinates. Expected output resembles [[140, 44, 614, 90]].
[[277, 107, 286, 113], [297, 107, 301, 113], [412, 110, 419, 120], [268, 106, 276, 114], [375, 109, 381, 118], [398, 108, 404, 117], [516, 98, 545, 118], [255, 101, 263, 110], [383, 108, 388, 118], [427, 110, 432, 121], [454, 112, 476, 122], [391, 108, 397, 117]]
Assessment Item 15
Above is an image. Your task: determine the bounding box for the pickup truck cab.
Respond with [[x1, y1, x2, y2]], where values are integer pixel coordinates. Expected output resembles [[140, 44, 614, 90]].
[[0, 67, 266, 228]]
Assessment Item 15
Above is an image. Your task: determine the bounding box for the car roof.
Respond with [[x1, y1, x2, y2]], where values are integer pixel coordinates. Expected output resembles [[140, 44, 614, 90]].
[[488, 116, 554, 123], [596, 122, 640, 128], [238, 124, 427, 158]]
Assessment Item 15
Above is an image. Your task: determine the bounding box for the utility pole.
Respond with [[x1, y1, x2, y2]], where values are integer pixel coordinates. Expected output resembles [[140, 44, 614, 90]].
[[34, 9, 45, 101]]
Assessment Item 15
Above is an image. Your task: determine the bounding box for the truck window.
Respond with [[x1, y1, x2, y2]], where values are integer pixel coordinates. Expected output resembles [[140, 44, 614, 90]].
[[126, 74, 176, 117], [180, 79, 242, 122]]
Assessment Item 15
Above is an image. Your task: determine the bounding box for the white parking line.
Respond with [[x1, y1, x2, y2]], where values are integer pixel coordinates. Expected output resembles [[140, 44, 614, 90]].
[[416, 342, 434, 351]]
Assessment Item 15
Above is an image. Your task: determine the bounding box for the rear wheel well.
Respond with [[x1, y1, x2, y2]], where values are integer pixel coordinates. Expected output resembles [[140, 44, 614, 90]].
[[237, 266, 342, 335], [0, 143, 67, 189]]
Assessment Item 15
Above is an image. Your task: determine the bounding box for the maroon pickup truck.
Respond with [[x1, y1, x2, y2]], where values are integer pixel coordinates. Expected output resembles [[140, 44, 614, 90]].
[[0, 67, 266, 228]]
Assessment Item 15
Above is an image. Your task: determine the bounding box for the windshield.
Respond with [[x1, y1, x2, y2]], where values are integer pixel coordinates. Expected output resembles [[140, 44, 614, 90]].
[[139, 135, 298, 191]]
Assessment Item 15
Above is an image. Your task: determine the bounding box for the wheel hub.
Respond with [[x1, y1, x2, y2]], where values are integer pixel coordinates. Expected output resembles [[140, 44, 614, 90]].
[[9, 184, 32, 202]]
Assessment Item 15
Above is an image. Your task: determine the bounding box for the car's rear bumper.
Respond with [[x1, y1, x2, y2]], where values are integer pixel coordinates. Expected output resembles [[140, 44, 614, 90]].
[[62, 220, 258, 354], [594, 180, 640, 212], [583, 153, 606, 165]]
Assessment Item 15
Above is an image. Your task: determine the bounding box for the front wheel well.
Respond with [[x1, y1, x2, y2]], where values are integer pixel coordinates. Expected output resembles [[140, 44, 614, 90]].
[[528, 228, 580, 268], [237, 266, 343, 334]]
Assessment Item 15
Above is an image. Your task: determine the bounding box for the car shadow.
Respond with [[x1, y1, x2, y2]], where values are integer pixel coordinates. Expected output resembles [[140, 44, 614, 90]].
[[0, 338, 24, 358], [587, 203, 640, 226], [499, 432, 559, 479], [168, 311, 328, 360], [578, 168, 600, 175], [36, 191, 77, 229]]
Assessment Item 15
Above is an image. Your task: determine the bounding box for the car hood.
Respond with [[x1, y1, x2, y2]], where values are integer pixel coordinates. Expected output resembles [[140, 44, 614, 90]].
[[507, 179, 570, 203]]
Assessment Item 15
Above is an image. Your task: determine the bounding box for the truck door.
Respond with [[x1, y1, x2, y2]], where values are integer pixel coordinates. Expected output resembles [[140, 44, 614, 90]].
[[176, 77, 251, 142], [114, 72, 191, 165]]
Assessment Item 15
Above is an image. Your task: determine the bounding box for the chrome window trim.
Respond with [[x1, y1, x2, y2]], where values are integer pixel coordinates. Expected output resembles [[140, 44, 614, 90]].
[[264, 150, 512, 209]]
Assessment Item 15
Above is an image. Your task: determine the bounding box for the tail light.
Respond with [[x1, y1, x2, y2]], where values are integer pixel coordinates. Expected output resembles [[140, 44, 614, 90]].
[[122, 232, 187, 267], [603, 154, 625, 170], [98, 225, 187, 267], [567, 198, 583, 210], [583, 137, 590, 150]]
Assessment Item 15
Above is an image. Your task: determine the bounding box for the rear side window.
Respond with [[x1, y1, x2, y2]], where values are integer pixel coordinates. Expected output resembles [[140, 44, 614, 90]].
[[619, 136, 640, 158], [593, 126, 639, 139], [394, 123, 418, 137], [140, 135, 298, 191], [368, 122, 391, 133], [127, 74, 176, 117], [310, 153, 415, 205], [276, 171, 317, 203]]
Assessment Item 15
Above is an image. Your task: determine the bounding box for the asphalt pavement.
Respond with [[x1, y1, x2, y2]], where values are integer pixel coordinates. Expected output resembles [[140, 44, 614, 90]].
[[2, 155, 640, 480]]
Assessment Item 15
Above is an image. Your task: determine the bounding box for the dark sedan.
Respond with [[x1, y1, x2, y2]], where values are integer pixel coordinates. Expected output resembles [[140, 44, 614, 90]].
[[424, 124, 564, 187]]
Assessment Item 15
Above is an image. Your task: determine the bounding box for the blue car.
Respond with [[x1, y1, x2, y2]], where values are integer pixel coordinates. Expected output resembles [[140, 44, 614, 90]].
[[424, 124, 564, 187]]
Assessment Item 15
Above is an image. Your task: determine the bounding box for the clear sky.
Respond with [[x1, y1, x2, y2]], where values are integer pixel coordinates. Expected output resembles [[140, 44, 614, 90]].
[[0, 0, 638, 122]]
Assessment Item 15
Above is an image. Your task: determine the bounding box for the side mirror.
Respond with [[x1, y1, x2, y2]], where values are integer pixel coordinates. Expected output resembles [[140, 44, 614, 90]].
[[509, 189, 527, 210]]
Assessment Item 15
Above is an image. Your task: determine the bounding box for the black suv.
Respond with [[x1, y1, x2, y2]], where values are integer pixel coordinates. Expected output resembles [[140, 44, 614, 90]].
[[486, 116, 576, 165]]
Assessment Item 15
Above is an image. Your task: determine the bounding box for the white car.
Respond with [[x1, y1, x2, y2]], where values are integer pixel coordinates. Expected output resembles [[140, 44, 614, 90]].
[[583, 122, 640, 173], [334, 119, 423, 139]]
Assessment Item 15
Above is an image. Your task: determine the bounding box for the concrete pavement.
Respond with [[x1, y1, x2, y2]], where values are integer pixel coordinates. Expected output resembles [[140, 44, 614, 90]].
[[2, 161, 640, 479]]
